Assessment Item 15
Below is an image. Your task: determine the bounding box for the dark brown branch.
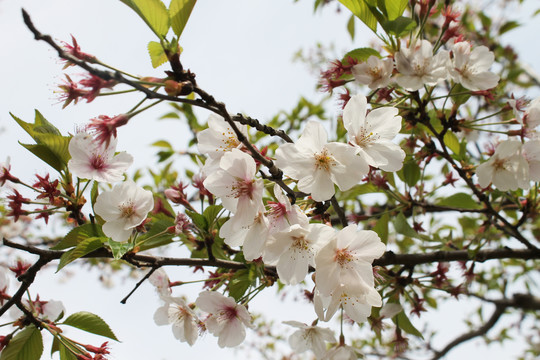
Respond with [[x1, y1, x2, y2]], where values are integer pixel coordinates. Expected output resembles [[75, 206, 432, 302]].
[[331, 196, 348, 227], [5, 239, 540, 271], [232, 114, 293, 143], [120, 266, 159, 304], [431, 304, 505, 360]]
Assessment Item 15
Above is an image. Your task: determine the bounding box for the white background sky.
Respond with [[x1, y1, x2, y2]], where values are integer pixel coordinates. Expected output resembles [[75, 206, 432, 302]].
[[0, 0, 539, 359]]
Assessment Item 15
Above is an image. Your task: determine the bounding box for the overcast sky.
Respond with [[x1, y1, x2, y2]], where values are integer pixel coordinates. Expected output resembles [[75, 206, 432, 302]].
[[0, 1, 538, 359]]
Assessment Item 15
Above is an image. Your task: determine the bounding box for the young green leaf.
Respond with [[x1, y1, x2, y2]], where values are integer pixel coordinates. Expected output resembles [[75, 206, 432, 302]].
[[57, 237, 105, 271], [382, 0, 408, 20], [342, 47, 381, 65], [443, 131, 461, 157], [337, 0, 378, 32], [148, 41, 169, 68], [119, 0, 170, 38], [436, 193, 482, 210], [169, 0, 197, 37], [0, 326, 43, 360], [347, 14, 355, 40], [392, 311, 424, 339], [62, 311, 119, 341], [52, 223, 105, 250], [107, 239, 134, 260], [58, 343, 78, 360], [373, 212, 389, 244]]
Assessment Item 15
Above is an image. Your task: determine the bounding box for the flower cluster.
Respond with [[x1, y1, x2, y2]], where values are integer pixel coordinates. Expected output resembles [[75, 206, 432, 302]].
[[349, 39, 499, 92]]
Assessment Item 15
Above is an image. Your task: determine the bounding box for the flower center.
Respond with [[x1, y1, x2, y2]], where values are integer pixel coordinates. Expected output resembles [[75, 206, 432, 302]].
[[90, 154, 106, 170], [119, 200, 136, 219], [232, 179, 255, 199], [291, 235, 309, 251], [314, 149, 336, 172], [267, 201, 287, 219], [352, 127, 380, 147], [368, 66, 383, 80], [218, 131, 240, 152], [334, 248, 354, 267], [219, 305, 238, 321]]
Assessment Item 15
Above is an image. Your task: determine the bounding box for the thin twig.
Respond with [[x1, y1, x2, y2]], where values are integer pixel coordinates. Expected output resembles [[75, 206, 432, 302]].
[[120, 266, 159, 304]]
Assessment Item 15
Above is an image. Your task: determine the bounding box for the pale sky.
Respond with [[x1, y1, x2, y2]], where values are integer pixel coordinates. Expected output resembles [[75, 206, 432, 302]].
[[0, 1, 538, 359]]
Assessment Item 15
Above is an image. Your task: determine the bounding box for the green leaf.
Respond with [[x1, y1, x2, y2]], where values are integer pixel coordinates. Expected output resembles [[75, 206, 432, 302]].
[[373, 212, 389, 244], [342, 47, 381, 65], [58, 343, 78, 360], [151, 140, 173, 149], [57, 237, 104, 271], [383, 0, 407, 20], [0, 326, 43, 360], [203, 205, 223, 229], [347, 14, 355, 40], [62, 311, 119, 341], [399, 159, 420, 187], [228, 269, 252, 301], [451, 84, 471, 106], [169, 0, 197, 37], [90, 181, 99, 209], [186, 210, 208, 232], [499, 20, 520, 35], [20, 143, 65, 173], [338, 0, 377, 32], [393, 311, 424, 339], [443, 131, 461, 156], [437, 193, 482, 210], [382, 16, 416, 37], [394, 212, 429, 241], [137, 218, 175, 251], [10, 110, 61, 139], [52, 223, 105, 250], [50, 337, 59, 356], [107, 239, 134, 260], [119, 0, 170, 38], [148, 41, 168, 68]]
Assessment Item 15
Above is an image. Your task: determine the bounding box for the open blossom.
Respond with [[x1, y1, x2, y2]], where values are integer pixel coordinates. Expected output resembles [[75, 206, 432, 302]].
[[522, 140, 540, 182], [11, 297, 65, 321], [220, 211, 270, 261], [68, 132, 133, 183], [395, 39, 450, 91], [267, 184, 309, 233], [476, 140, 529, 191], [204, 149, 264, 226], [197, 114, 247, 174], [315, 225, 385, 296], [263, 223, 335, 285], [343, 94, 405, 171], [322, 344, 358, 360], [283, 320, 336, 358], [524, 97, 540, 129], [94, 180, 154, 242], [149, 268, 171, 299], [195, 291, 252, 348], [275, 121, 367, 202], [449, 41, 499, 91], [352, 55, 393, 90], [154, 296, 199, 346]]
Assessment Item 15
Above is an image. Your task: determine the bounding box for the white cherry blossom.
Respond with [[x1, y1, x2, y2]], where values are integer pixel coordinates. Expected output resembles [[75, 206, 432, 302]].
[[322, 344, 359, 360], [148, 268, 171, 299], [263, 223, 335, 285], [195, 291, 252, 348], [68, 131, 133, 183], [154, 296, 199, 346], [523, 140, 540, 182], [524, 97, 540, 129], [352, 55, 393, 90], [343, 94, 405, 171], [94, 180, 154, 242], [219, 211, 270, 261], [449, 41, 499, 91], [315, 225, 385, 296], [275, 121, 367, 202], [203, 149, 264, 226], [395, 39, 450, 91], [476, 140, 529, 191], [283, 320, 336, 358]]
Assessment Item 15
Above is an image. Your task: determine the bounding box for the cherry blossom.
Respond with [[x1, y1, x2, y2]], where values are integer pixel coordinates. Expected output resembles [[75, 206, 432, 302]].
[[154, 296, 199, 346], [219, 211, 270, 261], [522, 140, 540, 182], [263, 223, 335, 285], [267, 184, 309, 233], [476, 140, 529, 191], [449, 41, 499, 91], [351, 55, 393, 90], [395, 39, 450, 91], [524, 97, 540, 129], [343, 94, 405, 171], [283, 320, 336, 358], [94, 180, 154, 242], [11, 298, 65, 321], [68, 132, 133, 183], [203, 148, 264, 226], [148, 268, 171, 299], [315, 225, 385, 296], [275, 121, 367, 202], [197, 114, 248, 174], [195, 291, 252, 348], [322, 344, 358, 360]]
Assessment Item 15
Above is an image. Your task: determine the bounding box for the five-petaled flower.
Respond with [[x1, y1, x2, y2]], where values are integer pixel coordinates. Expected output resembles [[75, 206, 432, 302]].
[[94, 180, 154, 242]]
